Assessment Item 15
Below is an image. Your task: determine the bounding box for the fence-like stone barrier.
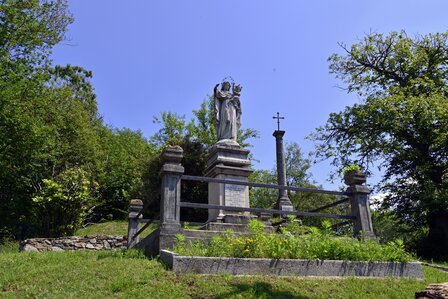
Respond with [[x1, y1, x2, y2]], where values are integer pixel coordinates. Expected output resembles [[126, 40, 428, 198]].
[[20, 236, 127, 252]]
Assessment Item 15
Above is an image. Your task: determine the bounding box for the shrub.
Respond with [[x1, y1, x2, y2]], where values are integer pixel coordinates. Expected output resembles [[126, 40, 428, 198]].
[[32, 167, 96, 237]]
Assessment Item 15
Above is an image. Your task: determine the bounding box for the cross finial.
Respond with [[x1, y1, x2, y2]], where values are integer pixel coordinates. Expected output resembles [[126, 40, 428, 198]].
[[272, 112, 285, 131]]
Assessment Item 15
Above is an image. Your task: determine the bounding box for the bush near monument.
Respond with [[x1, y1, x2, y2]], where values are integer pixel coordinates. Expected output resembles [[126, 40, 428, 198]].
[[174, 220, 413, 262]]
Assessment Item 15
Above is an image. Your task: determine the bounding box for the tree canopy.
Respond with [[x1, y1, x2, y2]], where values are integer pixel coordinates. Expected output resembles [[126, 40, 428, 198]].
[[312, 31, 448, 258], [0, 1, 156, 238]]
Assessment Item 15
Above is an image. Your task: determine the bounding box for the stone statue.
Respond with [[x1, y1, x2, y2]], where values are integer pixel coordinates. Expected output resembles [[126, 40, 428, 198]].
[[213, 81, 242, 143]]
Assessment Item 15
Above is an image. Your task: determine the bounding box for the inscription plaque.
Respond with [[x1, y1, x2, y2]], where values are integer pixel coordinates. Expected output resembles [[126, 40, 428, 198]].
[[225, 184, 246, 207]]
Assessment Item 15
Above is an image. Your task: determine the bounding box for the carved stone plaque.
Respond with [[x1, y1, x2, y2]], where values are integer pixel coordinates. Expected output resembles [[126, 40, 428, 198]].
[[225, 184, 246, 207]]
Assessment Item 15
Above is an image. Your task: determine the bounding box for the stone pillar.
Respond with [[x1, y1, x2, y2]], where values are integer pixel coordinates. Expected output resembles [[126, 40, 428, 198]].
[[344, 172, 375, 239], [206, 141, 253, 224], [273, 130, 294, 212], [127, 198, 143, 248], [159, 146, 184, 250]]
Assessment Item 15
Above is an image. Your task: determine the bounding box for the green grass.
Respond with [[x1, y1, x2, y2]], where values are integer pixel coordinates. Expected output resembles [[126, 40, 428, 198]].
[[74, 221, 157, 238], [0, 248, 447, 298], [1, 221, 447, 298], [75, 221, 129, 236]]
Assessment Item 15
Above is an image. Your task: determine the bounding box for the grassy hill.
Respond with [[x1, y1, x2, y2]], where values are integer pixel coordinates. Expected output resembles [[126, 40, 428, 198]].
[[1, 222, 447, 298]]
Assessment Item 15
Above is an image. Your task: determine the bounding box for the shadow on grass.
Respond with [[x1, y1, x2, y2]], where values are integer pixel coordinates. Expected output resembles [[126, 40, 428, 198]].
[[215, 281, 310, 299]]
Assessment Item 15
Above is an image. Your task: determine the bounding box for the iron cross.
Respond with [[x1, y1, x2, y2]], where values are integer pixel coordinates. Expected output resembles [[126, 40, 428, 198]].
[[272, 112, 285, 131]]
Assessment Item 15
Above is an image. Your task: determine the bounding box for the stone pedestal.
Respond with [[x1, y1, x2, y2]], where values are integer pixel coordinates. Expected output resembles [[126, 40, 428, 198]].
[[206, 141, 253, 223], [344, 171, 375, 239], [159, 146, 184, 250], [127, 199, 143, 248]]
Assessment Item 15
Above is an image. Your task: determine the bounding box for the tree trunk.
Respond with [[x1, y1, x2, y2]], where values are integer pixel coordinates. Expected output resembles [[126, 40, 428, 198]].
[[423, 209, 448, 260]]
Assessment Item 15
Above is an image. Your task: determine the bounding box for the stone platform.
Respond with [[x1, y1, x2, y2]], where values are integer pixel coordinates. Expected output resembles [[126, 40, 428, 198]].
[[160, 250, 424, 278]]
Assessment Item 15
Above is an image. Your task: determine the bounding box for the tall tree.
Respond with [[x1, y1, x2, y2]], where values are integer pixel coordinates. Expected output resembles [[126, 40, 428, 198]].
[[0, 0, 72, 83], [312, 31, 448, 258], [0, 0, 75, 238], [93, 128, 155, 221]]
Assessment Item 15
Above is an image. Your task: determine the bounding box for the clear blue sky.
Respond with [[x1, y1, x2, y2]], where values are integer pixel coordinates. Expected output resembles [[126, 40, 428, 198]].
[[52, 1, 448, 190]]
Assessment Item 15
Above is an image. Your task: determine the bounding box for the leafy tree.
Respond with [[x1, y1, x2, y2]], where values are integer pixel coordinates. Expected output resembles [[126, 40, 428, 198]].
[[0, 64, 105, 237], [285, 142, 312, 186], [187, 96, 217, 147], [0, 0, 72, 83], [312, 31, 448, 258], [249, 169, 277, 209], [0, 0, 76, 239], [150, 112, 187, 147], [0, 1, 130, 238], [32, 167, 94, 237], [93, 128, 155, 221]]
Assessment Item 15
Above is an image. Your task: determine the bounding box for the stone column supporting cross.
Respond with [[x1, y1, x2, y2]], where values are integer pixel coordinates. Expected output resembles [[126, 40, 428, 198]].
[[273, 129, 294, 213], [159, 146, 184, 250]]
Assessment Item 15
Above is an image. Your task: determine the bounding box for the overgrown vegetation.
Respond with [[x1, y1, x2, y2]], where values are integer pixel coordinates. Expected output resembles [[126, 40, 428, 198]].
[[174, 220, 413, 262]]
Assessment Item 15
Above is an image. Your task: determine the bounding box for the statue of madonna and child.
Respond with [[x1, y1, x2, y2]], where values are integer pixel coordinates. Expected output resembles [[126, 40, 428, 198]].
[[213, 80, 242, 146]]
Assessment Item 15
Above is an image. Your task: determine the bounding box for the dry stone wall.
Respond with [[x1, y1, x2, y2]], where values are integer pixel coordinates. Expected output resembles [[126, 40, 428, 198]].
[[20, 236, 127, 252]]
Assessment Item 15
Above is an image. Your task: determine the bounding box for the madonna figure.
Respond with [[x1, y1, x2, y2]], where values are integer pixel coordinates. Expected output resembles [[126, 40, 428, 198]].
[[213, 81, 242, 143]]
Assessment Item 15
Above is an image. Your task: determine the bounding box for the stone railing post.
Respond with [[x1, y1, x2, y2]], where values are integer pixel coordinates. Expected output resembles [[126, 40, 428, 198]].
[[344, 172, 376, 239], [159, 146, 184, 250], [127, 198, 143, 248]]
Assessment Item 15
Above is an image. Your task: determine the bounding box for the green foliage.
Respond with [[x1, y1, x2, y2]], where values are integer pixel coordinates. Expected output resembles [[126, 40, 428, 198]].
[[249, 170, 277, 208], [0, 63, 106, 237], [186, 96, 217, 147], [174, 220, 413, 262], [94, 128, 155, 221], [150, 112, 187, 147], [328, 31, 448, 98], [342, 164, 361, 175], [0, 1, 157, 238], [32, 167, 95, 236], [313, 31, 448, 258], [0, 0, 77, 239], [0, 0, 73, 83], [284, 142, 312, 186]]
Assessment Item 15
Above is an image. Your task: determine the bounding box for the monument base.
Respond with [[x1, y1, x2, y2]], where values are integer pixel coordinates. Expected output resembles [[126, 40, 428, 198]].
[[206, 141, 253, 224], [278, 197, 294, 211]]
